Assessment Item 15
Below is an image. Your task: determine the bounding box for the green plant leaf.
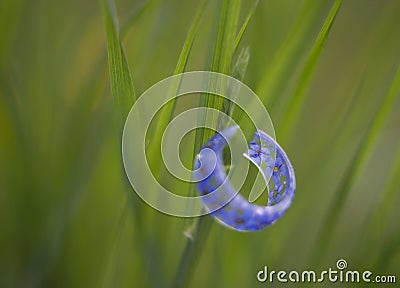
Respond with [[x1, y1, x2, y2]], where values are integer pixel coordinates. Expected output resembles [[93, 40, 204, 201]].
[[172, 1, 243, 287], [209, 0, 241, 126], [312, 64, 400, 265], [120, 0, 151, 37], [103, 0, 136, 131], [256, 0, 325, 107], [234, 0, 259, 52], [280, 0, 342, 139], [146, 0, 208, 168], [174, 0, 209, 75], [364, 136, 400, 270]]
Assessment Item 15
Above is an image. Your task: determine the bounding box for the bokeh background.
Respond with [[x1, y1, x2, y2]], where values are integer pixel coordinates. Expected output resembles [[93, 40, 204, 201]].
[[1, 0, 399, 287]]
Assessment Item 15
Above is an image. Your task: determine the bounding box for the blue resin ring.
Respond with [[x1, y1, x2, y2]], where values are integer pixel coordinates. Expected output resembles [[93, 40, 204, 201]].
[[194, 126, 296, 232]]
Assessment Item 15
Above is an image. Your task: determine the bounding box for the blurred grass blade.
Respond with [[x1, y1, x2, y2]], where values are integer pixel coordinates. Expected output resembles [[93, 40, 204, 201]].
[[146, 3, 210, 280], [120, 0, 151, 37], [146, 0, 208, 168], [312, 65, 400, 264], [174, 0, 208, 75], [281, 0, 342, 139], [215, 0, 241, 74], [172, 215, 214, 288], [225, 47, 250, 117], [103, 0, 136, 131], [234, 0, 259, 52], [262, 66, 370, 266], [359, 137, 400, 269], [211, 0, 241, 130], [102, 1, 146, 283], [173, 1, 242, 287], [256, 0, 325, 106], [0, 0, 23, 66], [374, 142, 400, 233], [374, 157, 400, 271], [195, 0, 242, 191]]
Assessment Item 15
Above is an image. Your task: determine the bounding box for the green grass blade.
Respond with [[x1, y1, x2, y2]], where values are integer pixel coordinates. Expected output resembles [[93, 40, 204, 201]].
[[120, 0, 151, 37], [374, 161, 400, 270], [171, 215, 214, 288], [212, 0, 241, 74], [256, 0, 325, 106], [145, 4, 210, 282], [146, 0, 208, 168], [263, 66, 370, 266], [0, 0, 23, 66], [233, 0, 259, 52], [211, 0, 241, 130], [375, 235, 400, 272], [103, 0, 136, 131], [311, 65, 400, 265], [172, 1, 242, 287], [375, 144, 400, 234], [225, 47, 250, 117], [281, 0, 342, 139], [359, 137, 400, 270], [174, 0, 208, 75]]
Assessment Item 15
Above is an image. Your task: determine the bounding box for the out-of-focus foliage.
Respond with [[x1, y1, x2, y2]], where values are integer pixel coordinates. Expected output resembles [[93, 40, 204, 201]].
[[0, 0, 399, 287]]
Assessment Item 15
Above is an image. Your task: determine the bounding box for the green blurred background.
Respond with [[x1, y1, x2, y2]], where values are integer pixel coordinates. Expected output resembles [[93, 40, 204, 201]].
[[1, 0, 399, 287]]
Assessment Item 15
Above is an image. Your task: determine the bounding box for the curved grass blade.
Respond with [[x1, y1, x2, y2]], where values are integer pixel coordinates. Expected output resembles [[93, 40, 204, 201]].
[[120, 0, 151, 37], [359, 137, 400, 270], [311, 65, 400, 265], [259, 66, 370, 268], [280, 0, 342, 139], [224, 47, 250, 118], [256, 0, 325, 107], [172, 1, 242, 287], [174, 0, 209, 75], [171, 214, 214, 288], [102, 0, 136, 131], [209, 0, 241, 125], [273, 3, 400, 267], [233, 0, 259, 52], [0, 0, 23, 66], [29, 2, 148, 285], [146, 0, 208, 168], [146, 3, 211, 284]]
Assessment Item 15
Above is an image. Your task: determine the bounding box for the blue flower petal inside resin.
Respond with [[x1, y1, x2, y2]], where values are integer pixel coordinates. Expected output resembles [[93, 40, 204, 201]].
[[194, 126, 296, 232]]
